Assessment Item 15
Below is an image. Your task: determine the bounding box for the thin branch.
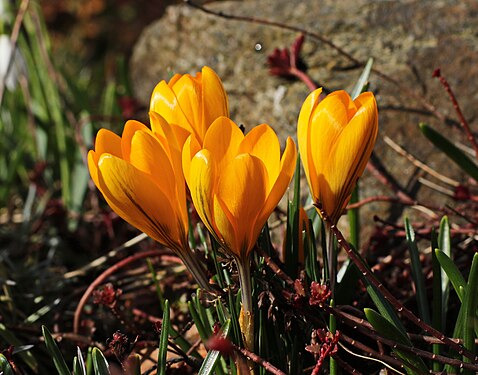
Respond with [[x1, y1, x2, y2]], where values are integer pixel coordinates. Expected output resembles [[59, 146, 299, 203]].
[[433, 68, 478, 159], [233, 343, 287, 375], [384, 135, 460, 187]]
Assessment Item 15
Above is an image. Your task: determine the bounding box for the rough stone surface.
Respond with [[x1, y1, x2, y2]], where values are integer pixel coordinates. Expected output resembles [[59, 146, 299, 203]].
[[130, 0, 478, 232]]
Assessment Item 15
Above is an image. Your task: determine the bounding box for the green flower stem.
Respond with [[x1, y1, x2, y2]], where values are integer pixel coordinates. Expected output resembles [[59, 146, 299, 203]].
[[178, 251, 211, 292], [327, 225, 337, 297], [329, 300, 337, 375], [236, 255, 255, 375]]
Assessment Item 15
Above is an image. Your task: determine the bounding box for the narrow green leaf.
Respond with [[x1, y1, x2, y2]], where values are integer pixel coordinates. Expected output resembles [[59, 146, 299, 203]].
[[419, 123, 478, 181], [158, 299, 170, 375], [437, 217, 451, 327], [0, 354, 14, 375], [188, 300, 209, 342], [92, 348, 110, 375], [147, 258, 165, 312], [431, 228, 442, 372], [198, 320, 231, 375], [351, 58, 374, 99], [404, 218, 431, 324], [364, 309, 428, 374], [73, 347, 86, 375], [42, 326, 70, 375], [463, 254, 478, 365], [435, 249, 466, 301]]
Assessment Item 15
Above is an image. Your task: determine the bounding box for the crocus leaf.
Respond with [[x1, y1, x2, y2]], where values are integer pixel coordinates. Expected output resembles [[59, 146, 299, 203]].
[[419, 123, 478, 181], [434, 249, 466, 302], [404, 217, 431, 324], [42, 326, 70, 375], [158, 300, 170, 375], [92, 348, 110, 375], [364, 308, 428, 374], [198, 320, 232, 375]]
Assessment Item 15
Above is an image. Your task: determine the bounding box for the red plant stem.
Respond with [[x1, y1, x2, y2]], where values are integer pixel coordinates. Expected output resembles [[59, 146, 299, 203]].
[[290, 67, 317, 92], [315, 203, 478, 363], [185, 0, 446, 124], [233, 344, 286, 375], [327, 306, 478, 372], [73, 251, 182, 333], [433, 69, 478, 159]]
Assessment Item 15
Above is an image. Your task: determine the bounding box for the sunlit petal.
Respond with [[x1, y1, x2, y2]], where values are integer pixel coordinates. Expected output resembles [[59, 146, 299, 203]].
[[97, 154, 185, 249], [256, 137, 297, 230], [201, 66, 229, 138], [188, 149, 218, 238], [203, 116, 243, 170], [215, 154, 268, 256], [239, 124, 281, 185], [94, 128, 122, 158]]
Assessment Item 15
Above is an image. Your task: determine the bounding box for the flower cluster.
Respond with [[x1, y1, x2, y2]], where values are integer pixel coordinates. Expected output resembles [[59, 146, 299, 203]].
[[88, 66, 378, 357]]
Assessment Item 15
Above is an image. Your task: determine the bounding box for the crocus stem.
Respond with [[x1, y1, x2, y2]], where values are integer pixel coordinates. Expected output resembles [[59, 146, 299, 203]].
[[329, 299, 337, 375], [177, 251, 211, 292], [236, 255, 255, 375], [326, 225, 337, 297]]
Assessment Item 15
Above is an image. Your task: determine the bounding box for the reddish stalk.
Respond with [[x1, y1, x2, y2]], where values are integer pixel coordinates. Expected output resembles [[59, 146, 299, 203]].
[[233, 343, 286, 375], [315, 203, 478, 363], [73, 250, 182, 333], [433, 68, 478, 159]]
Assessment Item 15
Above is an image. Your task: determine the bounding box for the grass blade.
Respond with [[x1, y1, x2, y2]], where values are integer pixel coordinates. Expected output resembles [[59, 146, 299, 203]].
[[419, 123, 478, 181], [351, 58, 373, 99], [364, 308, 428, 374], [92, 348, 110, 375], [158, 299, 170, 375], [42, 325, 70, 375], [462, 253, 478, 370], [198, 319, 231, 375], [435, 249, 465, 301], [404, 218, 431, 324], [73, 347, 86, 375]]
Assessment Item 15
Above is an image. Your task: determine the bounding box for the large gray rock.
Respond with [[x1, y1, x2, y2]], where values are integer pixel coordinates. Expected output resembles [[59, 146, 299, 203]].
[[130, 0, 478, 231]]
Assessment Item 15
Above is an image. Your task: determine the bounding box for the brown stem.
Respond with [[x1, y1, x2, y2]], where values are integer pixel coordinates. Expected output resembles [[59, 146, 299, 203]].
[[233, 343, 286, 375], [73, 251, 182, 333], [315, 203, 478, 363], [433, 69, 478, 159]]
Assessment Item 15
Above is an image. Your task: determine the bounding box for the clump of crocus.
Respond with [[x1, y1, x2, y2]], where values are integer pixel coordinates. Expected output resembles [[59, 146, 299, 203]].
[[297, 88, 378, 294], [183, 116, 297, 352], [87, 112, 210, 290], [150, 66, 229, 145]]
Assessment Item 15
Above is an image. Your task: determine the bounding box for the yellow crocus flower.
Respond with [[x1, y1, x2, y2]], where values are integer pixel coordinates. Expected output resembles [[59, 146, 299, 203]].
[[150, 66, 229, 145], [298, 88, 378, 224], [183, 116, 297, 261], [183, 116, 296, 356], [87, 112, 210, 289]]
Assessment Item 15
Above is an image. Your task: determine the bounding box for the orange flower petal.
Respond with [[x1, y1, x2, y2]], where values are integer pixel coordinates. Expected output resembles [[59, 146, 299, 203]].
[[239, 124, 281, 185], [215, 154, 268, 256], [203, 117, 243, 171], [97, 154, 186, 249]]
